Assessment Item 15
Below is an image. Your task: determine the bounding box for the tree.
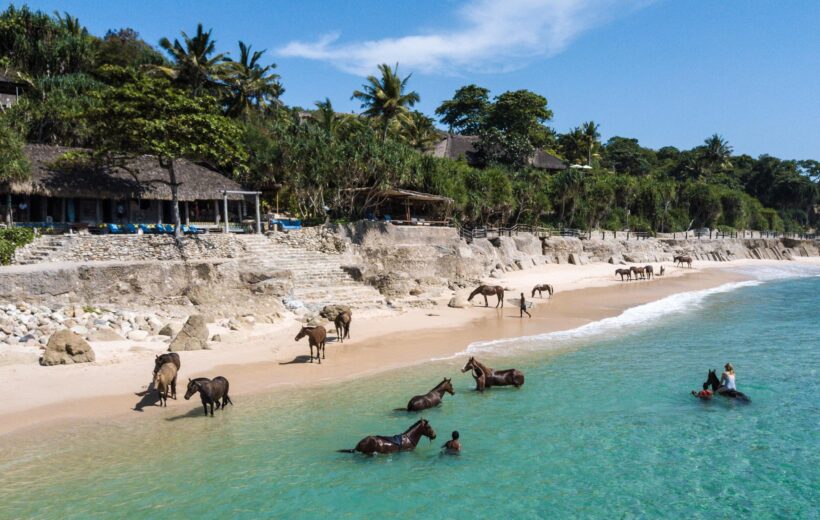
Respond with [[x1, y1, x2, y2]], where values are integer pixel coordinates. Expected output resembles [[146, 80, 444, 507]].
[[224, 41, 283, 118], [484, 89, 553, 147], [475, 127, 534, 168], [400, 111, 439, 151], [87, 68, 247, 236], [602, 136, 654, 176], [95, 28, 166, 68], [156, 23, 229, 96], [557, 127, 586, 165], [696, 134, 733, 178], [580, 121, 601, 166], [312, 97, 340, 136], [0, 118, 30, 224], [352, 63, 420, 141], [434, 84, 490, 134]]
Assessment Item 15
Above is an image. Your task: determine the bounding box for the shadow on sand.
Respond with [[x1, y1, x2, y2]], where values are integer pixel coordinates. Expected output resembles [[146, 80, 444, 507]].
[[133, 381, 161, 411], [279, 355, 314, 365]]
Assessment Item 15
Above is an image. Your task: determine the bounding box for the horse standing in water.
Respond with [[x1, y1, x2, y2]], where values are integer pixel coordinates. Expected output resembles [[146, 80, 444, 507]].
[[401, 378, 455, 412], [338, 419, 437, 455], [699, 369, 750, 402], [615, 268, 632, 281], [467, 285, 505, 307], [461, 357, 525, 391], [153, 353, 180, 399], [184, 377, 233, 416], [644, 265, 654, 279], [295, 325, 327, 363], [531, 284, 554, 298], [630, 266, 647, 280]]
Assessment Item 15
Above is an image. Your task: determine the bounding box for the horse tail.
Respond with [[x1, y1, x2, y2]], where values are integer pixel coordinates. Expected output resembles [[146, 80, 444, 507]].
[[548, 285, 554, 296], [336, 448, 356, 453]]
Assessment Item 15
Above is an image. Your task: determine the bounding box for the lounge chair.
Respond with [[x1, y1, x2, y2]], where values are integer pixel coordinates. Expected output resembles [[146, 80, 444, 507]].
[[125, 224, 138, 234], [383, 215, 392, 223], [138, 224, 154, 234], [161, 224, 175, 234], [188, 224, 204, 234], [107, 223, 123, 234]]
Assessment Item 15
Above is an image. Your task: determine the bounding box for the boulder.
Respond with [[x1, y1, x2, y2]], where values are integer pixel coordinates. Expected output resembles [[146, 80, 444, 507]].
[[88, 328, 125, 342], [158, 322, 183, 337], [169, 314, 209, 351], [127, 330, 150, 341], [319, 304, 352, 320], [211, 334, 222, 342], [448, 289, 472, 309], [40, 329, 96, 366], [70, 325, 89, 336]]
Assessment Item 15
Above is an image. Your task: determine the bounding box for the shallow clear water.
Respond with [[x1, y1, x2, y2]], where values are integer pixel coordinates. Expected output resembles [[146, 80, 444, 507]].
[[2, 268, 819, 519]]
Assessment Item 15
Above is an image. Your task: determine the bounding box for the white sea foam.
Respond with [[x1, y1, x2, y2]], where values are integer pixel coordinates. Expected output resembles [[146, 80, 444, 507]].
[[431, 263, 820, 361]]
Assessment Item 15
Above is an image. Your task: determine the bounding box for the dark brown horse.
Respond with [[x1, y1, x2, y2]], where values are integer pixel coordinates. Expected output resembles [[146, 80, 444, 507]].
[[153, 362, 178, 407], [402, 378, 455, 412], [461, 357, 524, 390], [295, 325, 327, 363], [630, 266, 646, 280], [334, 311, 351, 343], [701, 369, 750, 402], [467, 285, 505, 307], [674, 255, 693, 268], [531, 284, 554, 298], [184, 377, 233, 416], [615, 268, 632, 281], [644, 265, 654, 279], [659, 265, 666, 276], [338, 419, 437, 455], [153, 353, 180, 399]]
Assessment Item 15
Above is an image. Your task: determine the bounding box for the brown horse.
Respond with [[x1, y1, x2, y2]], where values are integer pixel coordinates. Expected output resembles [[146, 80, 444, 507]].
[[402, 378, 455, 412], [334, 311, 351, 343], [467, 285, 505, 308], [461, 357, 524, 390], [184, 376, 233, 416], [153, 362, 178, 407], [531, 284, 554, 298], [644, 265, 654, 279], [615, 268, 632, 281], [295, 325, 327, 363], [674, 255, 693, 268], [153, 353, 180, 399], [630, 266, 646, 280], [338, 419, 437, 455]]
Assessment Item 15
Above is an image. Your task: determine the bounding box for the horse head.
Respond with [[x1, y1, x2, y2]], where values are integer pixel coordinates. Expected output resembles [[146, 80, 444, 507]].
[[184, 378, 200, 400], [294, 327, 309, 342], [703, 369, 720, 392], [441, 378, 455, 395], [461, 357, 475, 373], [419, 419, 436, 441], [153, 354, 163, 376]]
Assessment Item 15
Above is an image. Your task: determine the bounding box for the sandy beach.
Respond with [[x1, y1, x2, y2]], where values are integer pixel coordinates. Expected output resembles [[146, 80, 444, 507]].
[[1, 258, 816, 437]]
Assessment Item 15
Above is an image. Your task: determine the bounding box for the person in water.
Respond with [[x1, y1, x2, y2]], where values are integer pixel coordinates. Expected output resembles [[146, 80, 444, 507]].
[[443, 431, 461, 453], [519, 292, 531, 319], [718, 363, 737, 396]]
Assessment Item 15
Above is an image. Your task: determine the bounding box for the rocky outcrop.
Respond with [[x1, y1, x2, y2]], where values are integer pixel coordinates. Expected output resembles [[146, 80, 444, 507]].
[[40, 329, 95, 365], [448, 289, 472, 308], [320, 304, 351, 320], [168, 314, 209, 351]]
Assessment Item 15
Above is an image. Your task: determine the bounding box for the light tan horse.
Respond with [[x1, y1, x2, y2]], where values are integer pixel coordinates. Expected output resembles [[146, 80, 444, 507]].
[[153, 362, 178, 407], [674, 255, 693, 268], [467, 285, 505, 307], [531, 284, 554, 298]]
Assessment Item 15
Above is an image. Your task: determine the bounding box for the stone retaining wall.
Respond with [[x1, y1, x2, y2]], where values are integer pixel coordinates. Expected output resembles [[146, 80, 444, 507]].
[[40, 234, 249, 263]]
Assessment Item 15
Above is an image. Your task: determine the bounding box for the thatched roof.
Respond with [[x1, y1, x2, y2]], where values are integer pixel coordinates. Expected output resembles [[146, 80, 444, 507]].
[[381, 188, 453, 204], [429, 134, 566, 171], [4, 145, 244, 201]]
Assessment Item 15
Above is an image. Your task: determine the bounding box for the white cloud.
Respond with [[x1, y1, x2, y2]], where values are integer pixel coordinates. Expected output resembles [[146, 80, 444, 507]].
[[277, 0, 653, 75]]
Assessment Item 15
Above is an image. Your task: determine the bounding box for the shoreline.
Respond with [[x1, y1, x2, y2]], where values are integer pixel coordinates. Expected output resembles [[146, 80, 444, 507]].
[[1, 258, 817, 438]]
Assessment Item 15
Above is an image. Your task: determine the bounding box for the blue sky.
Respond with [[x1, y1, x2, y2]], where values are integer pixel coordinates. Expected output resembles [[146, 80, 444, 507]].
[[7, 0, 819, 159]]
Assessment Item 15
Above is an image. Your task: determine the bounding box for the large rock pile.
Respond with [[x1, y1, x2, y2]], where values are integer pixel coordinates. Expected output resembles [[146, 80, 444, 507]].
[[168, 314, 209, 351]]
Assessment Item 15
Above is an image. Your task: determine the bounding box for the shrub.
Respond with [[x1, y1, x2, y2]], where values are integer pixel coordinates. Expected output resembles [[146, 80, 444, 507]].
[[0, 227, 35, 265]]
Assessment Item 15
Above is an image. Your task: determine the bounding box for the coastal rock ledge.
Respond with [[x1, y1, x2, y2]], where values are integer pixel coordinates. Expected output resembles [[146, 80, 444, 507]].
[[168, 314, 209, 351], [40, 329, 96, 366]]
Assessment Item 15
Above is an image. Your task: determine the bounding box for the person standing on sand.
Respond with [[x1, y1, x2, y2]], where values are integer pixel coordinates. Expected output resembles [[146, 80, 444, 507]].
[[519, 292, 531, 318], [443, 431, 461, 453]]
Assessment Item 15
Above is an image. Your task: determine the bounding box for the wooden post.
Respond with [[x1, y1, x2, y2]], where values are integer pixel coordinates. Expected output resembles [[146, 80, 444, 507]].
[[95, 199, 102, 225], [214, 200, 220, 225], [5, 193, 11, 225], [157, 201, 163, 223], [255, 192, 261, 234], [60, 197, 66, 223], [223, 193, 229, 233], [184, 201, 190, 225]]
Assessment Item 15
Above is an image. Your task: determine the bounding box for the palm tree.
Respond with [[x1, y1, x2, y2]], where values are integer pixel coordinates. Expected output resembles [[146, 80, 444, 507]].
[[54, 11, 88, 37], [224, 41, 283, 117], [352, 63, 420, 141], [580, 121, 601, 166], [699, 134, 733, 176], [156, 23, 228, 96], [312, 98, 340, 135], [400, 111, 439, 151]]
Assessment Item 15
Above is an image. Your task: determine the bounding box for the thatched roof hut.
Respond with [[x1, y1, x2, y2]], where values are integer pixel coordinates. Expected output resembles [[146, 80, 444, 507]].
[[4, 145, 244, 201], [428, 134, 567, 171]]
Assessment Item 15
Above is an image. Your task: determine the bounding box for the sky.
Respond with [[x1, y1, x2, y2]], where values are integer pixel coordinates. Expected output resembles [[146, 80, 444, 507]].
[[7, 0, 819, 159]]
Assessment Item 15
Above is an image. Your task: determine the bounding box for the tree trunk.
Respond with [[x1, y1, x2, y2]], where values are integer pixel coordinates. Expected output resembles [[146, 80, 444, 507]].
[[165, 158, 183, 238]]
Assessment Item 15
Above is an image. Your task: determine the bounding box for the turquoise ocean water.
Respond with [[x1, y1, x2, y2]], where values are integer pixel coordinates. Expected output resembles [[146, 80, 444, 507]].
[[1, 265, 818, 519]]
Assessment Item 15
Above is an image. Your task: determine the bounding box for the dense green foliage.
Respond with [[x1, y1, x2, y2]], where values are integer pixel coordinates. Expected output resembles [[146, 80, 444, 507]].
[[1, 5, 817, 232], [0, 227, 34, 265], [0, 118, 30, 182]]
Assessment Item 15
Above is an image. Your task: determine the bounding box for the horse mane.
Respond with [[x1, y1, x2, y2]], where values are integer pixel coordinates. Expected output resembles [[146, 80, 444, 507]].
[[404, 419, 427, 434], [467, 287, 482, 300], [472, 358, 491, 373]]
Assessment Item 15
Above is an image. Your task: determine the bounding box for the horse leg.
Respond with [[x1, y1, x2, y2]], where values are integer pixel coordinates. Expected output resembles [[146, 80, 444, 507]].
[[210, 401, 215, 416], [202, 401, 208, 415], [322, 341, 326, 359], [483, 294, 488, 307], [309, 343, 314, 363], [171, 375, 177, 400]]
